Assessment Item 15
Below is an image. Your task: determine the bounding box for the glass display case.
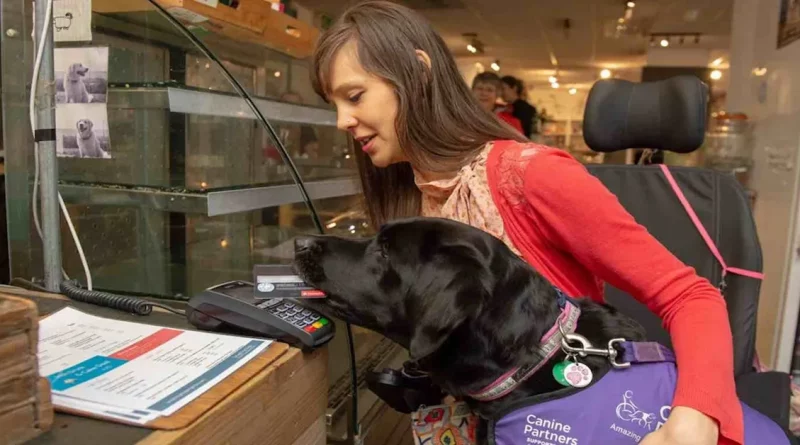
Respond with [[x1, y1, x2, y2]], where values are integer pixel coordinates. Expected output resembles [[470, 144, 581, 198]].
[[1, 1, 404, 442]]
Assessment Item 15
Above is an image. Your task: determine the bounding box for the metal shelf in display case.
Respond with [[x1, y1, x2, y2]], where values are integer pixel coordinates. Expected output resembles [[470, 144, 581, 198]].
[[108, 84, 337, 126], [58, 177, 360, 217]]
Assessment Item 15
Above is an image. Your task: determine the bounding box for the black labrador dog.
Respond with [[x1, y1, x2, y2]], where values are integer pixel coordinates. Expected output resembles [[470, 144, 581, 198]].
[[293, 217, 646, 426]]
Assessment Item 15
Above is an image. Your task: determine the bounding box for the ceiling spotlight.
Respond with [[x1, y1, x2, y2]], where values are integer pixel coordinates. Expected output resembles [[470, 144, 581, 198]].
[[627, 1, 635, 7], [753, 67, 768, 76], [551, 82, 560, 89], [710, 69, 722, 80], [660, 38, 669, 47], [600, 69, 612, 79], [711, 57, 723, 67], [274, 71, 281, 77], [491, 61, 500, 71], [549, 75, 558, 83], [569, 88, 577, 95], [467, 44, 477, 53]]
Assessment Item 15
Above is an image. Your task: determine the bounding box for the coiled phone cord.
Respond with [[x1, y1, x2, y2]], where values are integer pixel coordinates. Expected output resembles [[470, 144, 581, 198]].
[[59, 281, 186, 316]]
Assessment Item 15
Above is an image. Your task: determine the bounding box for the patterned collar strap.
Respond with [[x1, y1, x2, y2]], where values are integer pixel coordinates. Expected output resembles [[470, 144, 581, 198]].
[[468, 295, 580, 402]]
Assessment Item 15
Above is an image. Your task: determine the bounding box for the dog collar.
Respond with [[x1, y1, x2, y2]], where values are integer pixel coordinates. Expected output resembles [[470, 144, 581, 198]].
[[467, 289, 580, 402]]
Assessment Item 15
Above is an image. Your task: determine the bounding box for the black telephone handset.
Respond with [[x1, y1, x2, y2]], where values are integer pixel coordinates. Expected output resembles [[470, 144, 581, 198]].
[[185, 280, 335, 350]]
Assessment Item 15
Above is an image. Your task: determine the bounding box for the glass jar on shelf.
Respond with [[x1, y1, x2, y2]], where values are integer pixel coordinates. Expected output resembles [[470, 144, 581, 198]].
[[703, 111, 754, 187]]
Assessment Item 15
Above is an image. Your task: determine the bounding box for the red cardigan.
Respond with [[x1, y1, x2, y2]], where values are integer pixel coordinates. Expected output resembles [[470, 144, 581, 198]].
[[486, 140, 743, 444]]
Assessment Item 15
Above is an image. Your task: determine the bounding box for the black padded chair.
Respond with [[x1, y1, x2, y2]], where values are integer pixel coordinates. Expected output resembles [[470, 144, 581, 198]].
[[582, 75, 792, 430]]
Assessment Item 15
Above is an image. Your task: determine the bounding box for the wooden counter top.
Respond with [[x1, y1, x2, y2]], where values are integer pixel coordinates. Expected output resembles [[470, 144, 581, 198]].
[[2, 288, 328, 445]]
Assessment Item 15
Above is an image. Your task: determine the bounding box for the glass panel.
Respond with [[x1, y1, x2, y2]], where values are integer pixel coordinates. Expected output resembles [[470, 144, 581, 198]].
[[1, 1, 393, 440]]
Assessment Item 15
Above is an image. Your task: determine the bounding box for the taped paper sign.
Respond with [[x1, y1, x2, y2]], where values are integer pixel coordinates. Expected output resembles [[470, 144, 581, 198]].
[[53, 0, 92, 42]]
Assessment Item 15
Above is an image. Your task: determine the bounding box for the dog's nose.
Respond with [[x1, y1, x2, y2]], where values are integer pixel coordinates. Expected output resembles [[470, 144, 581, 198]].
[[294, 236, 317, 253]]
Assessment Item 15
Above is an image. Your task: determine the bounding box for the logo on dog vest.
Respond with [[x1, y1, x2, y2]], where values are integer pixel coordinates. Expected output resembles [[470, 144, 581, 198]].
[[613, 390, 671, 430], [490, 361, 789, 445], [608, 390, 672, 442]]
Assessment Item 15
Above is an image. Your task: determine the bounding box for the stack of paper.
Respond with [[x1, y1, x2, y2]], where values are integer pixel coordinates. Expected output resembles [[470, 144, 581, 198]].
[[38, 307, 272, 425]]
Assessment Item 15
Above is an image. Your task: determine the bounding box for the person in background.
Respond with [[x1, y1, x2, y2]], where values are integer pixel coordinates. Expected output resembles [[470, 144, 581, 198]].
[[471, 72, 523, 134], [500, 75, 537, 138]]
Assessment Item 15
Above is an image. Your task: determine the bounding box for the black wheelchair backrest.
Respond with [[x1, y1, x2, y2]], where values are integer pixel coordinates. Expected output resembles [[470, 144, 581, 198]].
[[582, 75, 763, 377]]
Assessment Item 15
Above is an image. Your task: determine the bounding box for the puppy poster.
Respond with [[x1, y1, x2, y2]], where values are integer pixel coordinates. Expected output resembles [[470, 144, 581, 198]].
[[54, 47, 112, 159], [54, 47, 108, 104], [56, 106, 111, 159]]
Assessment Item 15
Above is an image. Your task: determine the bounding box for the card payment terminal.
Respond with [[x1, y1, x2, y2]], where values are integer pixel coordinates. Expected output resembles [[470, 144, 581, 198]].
[[185, 280, 335, 350]]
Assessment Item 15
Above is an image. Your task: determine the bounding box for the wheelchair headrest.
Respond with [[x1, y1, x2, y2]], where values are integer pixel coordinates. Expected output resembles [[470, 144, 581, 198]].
[[583, 75, 709, 153]]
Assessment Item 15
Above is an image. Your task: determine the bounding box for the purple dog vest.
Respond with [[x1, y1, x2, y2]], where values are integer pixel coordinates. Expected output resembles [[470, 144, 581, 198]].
[[489, 342, 789, 444]]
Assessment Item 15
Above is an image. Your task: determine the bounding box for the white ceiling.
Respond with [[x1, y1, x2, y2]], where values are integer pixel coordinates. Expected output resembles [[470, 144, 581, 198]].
[[300, 0, 733, 89]]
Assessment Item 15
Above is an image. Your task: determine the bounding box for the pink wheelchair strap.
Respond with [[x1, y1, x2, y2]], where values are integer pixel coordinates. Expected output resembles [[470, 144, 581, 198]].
[[659, 164, 765, 281]]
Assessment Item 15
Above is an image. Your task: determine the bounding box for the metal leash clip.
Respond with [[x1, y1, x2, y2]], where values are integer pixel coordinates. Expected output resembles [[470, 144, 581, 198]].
[[558, 320, 631, 369]]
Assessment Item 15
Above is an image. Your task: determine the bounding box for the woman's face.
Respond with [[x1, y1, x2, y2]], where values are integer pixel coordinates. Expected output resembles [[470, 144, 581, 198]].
[[328, 40, 406, 168], [472, 81, 498, 112]]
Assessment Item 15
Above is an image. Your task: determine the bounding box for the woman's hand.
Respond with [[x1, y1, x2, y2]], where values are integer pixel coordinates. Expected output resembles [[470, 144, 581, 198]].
[[640, 407, 719, 445]]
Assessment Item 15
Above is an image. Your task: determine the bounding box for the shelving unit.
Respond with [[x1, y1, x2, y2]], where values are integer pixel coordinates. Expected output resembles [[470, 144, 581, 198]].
[[103, 84, 336, 124], [93, 0, 319, 59], [541, 118, 606, 163], [1, 2, 393, 444], [58, 176, 359, 216]]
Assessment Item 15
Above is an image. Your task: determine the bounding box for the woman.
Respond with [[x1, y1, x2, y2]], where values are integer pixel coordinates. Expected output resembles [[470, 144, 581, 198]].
[[471, 72, 524, 134], [311, 2, 740, 444], [500, 74, 537, 138]]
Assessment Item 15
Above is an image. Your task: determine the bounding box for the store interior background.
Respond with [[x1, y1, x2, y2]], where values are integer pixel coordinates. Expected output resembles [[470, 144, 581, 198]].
[[2, 0, 800, 438]]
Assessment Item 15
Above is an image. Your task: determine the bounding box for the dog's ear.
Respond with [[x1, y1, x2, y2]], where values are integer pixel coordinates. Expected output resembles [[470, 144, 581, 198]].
[[408, 277, 483, 361]]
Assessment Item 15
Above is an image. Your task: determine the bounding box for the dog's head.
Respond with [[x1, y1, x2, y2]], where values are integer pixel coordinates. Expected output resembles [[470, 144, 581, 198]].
[[67, 63, 89, 79], [293, 217, 560, 363], [76, 119, 93, 136]]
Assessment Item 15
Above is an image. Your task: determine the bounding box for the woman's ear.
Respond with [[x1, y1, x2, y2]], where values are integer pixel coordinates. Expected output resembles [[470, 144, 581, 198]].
[[415, 49, 432, 70]]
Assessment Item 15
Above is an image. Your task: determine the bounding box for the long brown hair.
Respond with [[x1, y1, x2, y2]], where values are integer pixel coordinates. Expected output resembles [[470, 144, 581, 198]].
[[311, 1, 528, 227]]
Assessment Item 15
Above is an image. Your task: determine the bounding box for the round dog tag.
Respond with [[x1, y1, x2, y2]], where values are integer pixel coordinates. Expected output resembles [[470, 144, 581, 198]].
[[552, 361, 571, 387], [563, 362, 593, 388]]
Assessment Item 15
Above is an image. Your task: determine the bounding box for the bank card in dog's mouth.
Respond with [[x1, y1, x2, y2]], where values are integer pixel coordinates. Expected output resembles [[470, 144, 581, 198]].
[[253, 264, 326, 300]]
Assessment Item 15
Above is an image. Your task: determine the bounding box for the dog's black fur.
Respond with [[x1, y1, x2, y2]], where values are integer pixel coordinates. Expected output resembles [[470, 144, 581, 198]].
[[293, 217, 646, 439]]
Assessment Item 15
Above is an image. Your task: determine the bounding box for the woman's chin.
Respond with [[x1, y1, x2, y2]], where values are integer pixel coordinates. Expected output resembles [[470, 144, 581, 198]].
[[368, 151, 392, 168]]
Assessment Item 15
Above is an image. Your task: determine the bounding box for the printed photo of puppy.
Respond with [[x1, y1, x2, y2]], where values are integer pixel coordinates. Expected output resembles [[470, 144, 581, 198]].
[[75, 119, 110, 158], [54, 47, 108, 104], [56, 107, 112, 159], [64, 63, 93, 103]]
